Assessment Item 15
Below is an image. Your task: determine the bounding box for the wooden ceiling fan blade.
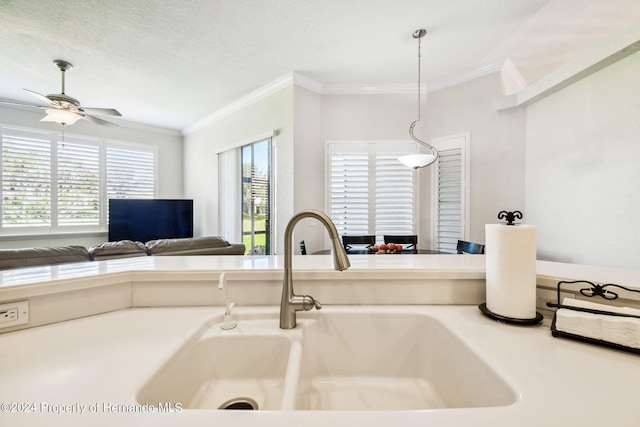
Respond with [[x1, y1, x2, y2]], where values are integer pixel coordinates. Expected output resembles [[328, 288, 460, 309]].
[[81, 107, 122, 117], [83, 114, 118, 127], [23, 89, 58, 107]]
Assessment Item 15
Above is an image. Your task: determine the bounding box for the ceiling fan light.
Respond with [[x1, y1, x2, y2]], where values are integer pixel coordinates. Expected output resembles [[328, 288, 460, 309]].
[[398, 153, 437, 169], [41, 108, 81, 126]]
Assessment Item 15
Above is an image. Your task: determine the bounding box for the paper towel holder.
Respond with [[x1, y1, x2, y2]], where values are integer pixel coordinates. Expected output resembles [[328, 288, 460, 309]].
[[497, 210, 523, 225], [479, 303, 543, 325], [547, 280, 640, 354]]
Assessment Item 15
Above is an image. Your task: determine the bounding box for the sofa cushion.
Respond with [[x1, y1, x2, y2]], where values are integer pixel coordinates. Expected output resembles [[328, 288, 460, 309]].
[[0, 246, 90, 270], [88, 240, 148, 261], [145, 236, 244, 255]]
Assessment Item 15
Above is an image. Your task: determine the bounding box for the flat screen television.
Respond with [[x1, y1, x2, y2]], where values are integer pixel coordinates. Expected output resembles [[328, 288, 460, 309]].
[[108, 199, 194, 242]]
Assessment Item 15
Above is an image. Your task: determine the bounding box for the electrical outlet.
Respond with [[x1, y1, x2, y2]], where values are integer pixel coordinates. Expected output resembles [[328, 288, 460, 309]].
[[0, 308, 18, 323], [0, 300, 29, 328], [536, 288, 573, 310]]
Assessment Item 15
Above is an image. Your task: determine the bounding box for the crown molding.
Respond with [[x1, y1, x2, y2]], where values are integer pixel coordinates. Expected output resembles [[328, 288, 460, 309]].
[[500, 57, 528, 96], [428, 60, 503, 93], [322, 83, 424, 95], [0, 103, 181, 137], [497, 19, 640, 111], [181, 61, 506, 135], [108, 117, 183, 137], [292, 73, 323, 93], [182, 73, 295, 135]]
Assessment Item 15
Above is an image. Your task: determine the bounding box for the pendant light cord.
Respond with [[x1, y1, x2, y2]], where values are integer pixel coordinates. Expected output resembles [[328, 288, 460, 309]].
[[416, 35, 422, 122], [408, 29, 438, 165]]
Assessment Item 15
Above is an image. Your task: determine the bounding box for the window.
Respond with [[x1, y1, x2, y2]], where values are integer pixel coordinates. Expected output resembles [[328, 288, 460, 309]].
[[326, 141, 417, 239], [242, 139, 271, 255], [431, 133, 470, 253], [218, 136, 272, 255], [0, 126, 156, 234]]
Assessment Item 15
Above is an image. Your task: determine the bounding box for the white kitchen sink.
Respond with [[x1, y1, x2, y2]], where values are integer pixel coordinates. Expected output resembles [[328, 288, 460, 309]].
[[137, 319, 294, 410], [295, 311, 516, 410], [137, 309, 516, 411]]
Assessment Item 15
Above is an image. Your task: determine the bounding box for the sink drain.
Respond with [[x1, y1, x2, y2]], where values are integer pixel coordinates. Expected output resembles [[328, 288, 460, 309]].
[[218, 397, 259, 410]]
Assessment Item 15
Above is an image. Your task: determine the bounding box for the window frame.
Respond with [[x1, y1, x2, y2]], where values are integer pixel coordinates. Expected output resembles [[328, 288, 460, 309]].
[[0, 125, 157, 237], [325, 140, 419, 241], [217, 133, 274, 255]]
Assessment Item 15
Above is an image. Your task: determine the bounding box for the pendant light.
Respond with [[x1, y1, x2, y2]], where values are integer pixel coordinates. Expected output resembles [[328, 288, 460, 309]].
[[398, 29, 439, 169]]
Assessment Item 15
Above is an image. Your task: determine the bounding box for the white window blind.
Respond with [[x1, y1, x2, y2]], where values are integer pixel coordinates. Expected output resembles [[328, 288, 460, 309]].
[[432, 134, 469, 253], [327, 141, 416, 239], [58, 140, 100, 225], [329, 151, 369, 235], [375, 152, 415, 235], [1, 129, 52, 227], [0, 126, 156, 234], [106, 147, 155, 199]]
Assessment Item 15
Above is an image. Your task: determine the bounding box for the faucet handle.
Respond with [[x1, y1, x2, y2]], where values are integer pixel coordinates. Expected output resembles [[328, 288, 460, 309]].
[[299, 295, 322, 311]]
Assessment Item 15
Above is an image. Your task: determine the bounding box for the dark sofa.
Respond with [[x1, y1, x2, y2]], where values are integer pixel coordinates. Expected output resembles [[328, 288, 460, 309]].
[[0, 236, 245, 270]]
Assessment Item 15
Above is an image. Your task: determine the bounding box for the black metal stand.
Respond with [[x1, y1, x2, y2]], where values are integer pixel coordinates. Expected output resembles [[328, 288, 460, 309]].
[[547, 280, 640, 355], [478, 303, 543, 326]]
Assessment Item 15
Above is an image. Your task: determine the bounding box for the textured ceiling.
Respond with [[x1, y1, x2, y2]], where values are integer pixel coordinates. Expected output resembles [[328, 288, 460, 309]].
[[0, 0, 639, 131]]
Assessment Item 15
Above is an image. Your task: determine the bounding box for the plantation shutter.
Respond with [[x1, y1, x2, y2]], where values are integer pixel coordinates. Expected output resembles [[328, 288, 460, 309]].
[[106, 147, 155, 200], [329, 151, 369, 236], [1, 126, 157, 235], [327, 141, 416, 239], [57, 140, 100, 225], [375, 152, 415, 236], [433, 134, 468, 253], [436, 148, 462, 252], [1, 129, 52, 227]]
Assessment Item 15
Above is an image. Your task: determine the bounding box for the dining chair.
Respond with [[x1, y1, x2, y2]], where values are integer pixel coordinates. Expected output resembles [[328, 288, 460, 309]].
[[341, 235, 376, 251], [456, 240, 485, 254], [383, 235, 417, 249]]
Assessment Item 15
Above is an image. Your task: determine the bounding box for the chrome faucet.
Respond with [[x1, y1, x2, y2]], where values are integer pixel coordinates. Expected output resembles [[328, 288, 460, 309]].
[[280, 209, 350, 329]]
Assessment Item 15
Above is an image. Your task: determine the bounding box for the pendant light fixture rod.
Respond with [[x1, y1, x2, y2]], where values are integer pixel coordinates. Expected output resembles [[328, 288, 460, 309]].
[[403, 28, 439, 169], [54, 59, 73, 95], [413, 29, 426, 123]]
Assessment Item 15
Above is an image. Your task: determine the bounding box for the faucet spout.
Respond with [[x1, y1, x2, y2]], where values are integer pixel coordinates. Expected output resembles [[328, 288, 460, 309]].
[[280, 209, 350, 329]]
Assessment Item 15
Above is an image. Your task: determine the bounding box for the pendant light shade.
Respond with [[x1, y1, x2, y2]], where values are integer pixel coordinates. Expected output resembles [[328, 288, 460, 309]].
[[400, 29, 439, 169], [398, 153, 438, 169]]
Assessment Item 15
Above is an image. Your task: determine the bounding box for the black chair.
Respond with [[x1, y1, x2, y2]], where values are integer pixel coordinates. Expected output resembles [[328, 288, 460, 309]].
[[383, 235, 417, 250], [300, 240, 307, 255], [456, 240, 485, 254], [341, 235, 376, 251]]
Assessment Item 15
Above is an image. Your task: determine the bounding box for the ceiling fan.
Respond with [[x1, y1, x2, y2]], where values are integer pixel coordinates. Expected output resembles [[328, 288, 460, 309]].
[[0, 59, 121, 127]]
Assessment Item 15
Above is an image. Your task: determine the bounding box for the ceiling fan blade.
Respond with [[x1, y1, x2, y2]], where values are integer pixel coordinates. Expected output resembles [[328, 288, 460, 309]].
[[23, 89, 58, 107], [81, 107, 122, 117], [0, 98, 47, 110], [83, 114, 118, 127]]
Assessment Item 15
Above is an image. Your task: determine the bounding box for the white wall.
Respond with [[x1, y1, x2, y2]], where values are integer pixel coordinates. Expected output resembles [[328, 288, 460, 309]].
[[424, 73, 527, 245], [320, 92, 423, 248], [183, 86, 294, 252], [303, 75, 526, 252], [291, 87, 325, 253], [526, 51, 640, 270], [0, 105, 184, 248]]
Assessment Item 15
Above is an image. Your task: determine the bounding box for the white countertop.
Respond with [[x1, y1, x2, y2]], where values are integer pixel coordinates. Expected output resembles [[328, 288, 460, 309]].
[[1, 305, 639, 427], [0, 254, 485, 288], [1, 255, 637, 291], [0, 255, 639, 425]]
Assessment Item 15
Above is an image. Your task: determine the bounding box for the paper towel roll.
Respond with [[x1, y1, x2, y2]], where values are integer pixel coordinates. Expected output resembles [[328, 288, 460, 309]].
[[485, 224, 537, 319]]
